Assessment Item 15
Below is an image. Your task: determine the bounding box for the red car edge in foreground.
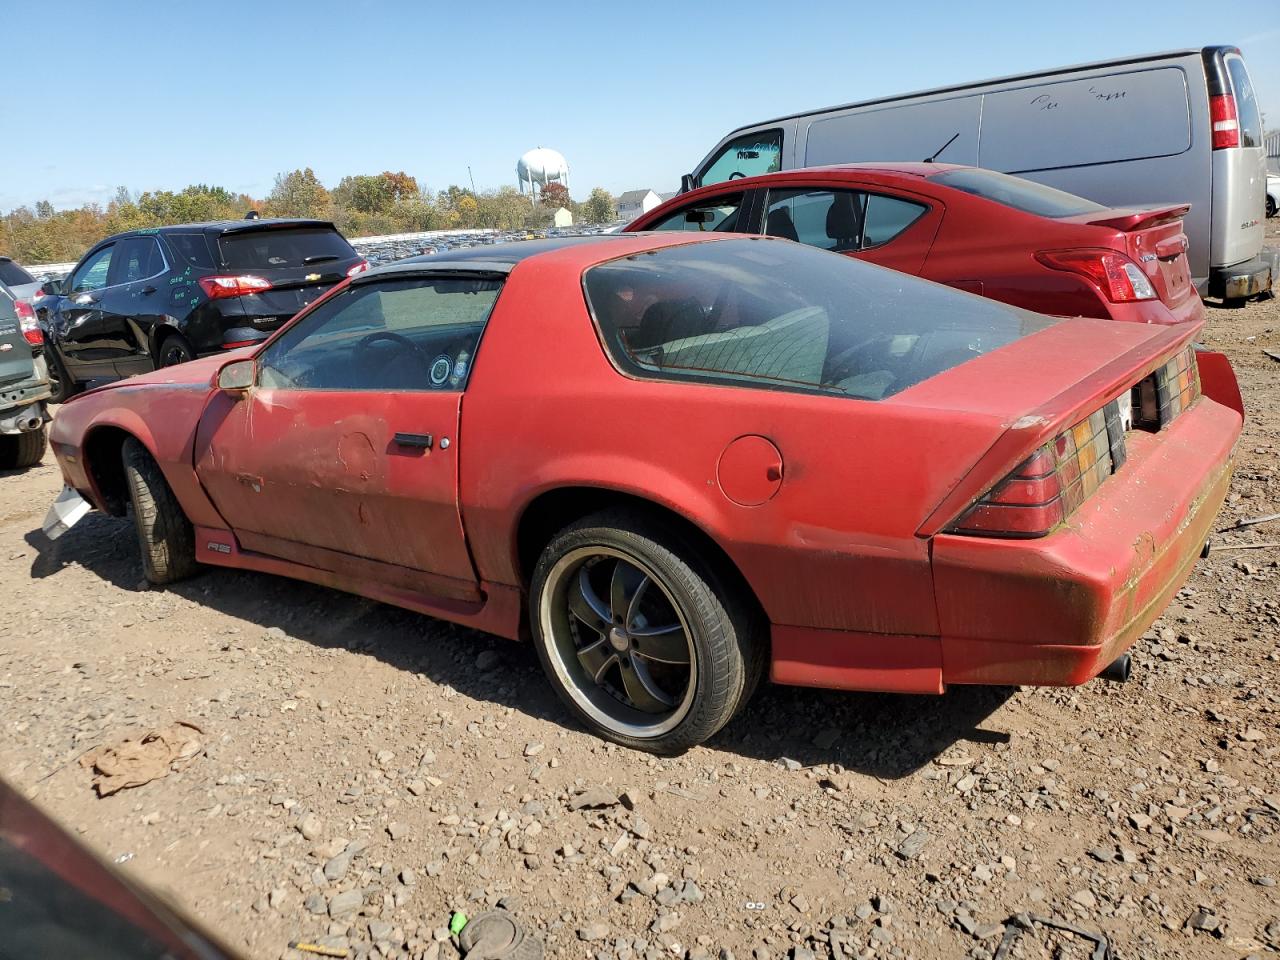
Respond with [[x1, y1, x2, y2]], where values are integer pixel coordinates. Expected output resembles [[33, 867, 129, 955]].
[[45, 234, 1241, 752], [628, 164, 1244, 416]]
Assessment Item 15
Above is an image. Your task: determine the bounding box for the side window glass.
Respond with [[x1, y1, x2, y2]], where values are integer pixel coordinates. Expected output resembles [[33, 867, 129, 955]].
[[648, 194, 744, 233], [764, 189, 866, 252], [70, 245, 114, 293], [258, 276, 503, 392], [699, 130, 783, 187], [1226, 56, 1262, 148], [167, 233, 216, 269], [111, 237, 165, 285], [862, 195, 927, 248]]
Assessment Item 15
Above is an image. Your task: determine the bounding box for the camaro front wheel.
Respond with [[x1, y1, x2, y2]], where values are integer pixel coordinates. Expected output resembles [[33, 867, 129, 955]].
[[122, 437, 197, 584], [530, 511, 761, 754]]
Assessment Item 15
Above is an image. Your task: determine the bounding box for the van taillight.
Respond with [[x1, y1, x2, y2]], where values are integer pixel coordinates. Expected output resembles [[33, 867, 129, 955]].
[[14, 300, 42, 346], [1209, 94, 1240, 150], [951, 402, 1126, 538], [1035, 248, 1156, 303]]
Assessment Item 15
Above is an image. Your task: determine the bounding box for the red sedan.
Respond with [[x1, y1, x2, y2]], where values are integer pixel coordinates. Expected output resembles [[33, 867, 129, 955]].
[[630, 165, 1246, 417], [44, 234, 1240, 753]]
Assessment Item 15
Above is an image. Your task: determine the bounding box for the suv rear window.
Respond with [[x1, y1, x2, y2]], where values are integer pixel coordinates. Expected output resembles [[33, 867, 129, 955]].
[[930, 168, 1106, 218], [218, 227, 357, 271], [0, 260, 35, 287], [584, 238, 1054, 401]]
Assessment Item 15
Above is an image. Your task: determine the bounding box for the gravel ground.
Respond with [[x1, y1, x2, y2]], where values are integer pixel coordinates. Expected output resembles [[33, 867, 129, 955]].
[[2, 225, 1278, 960]]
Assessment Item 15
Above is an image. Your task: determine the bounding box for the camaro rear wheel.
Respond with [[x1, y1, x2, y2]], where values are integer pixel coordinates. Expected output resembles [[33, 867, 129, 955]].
[[530, 511, 760, 753], [0, 426, 47, 470], [122, 437, 196, 584]]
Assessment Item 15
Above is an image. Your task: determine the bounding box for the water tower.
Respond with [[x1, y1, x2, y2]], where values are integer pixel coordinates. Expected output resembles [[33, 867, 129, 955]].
[[517, 147, 569, 203]]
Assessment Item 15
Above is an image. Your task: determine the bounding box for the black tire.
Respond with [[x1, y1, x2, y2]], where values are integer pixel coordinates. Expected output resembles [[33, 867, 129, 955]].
[[47, 351, 80, 404], [157, 332, 194, 368], [121, 437, 196, 584], [1268, 196, 1277, 219], [0, 426, 47, 470], [530, 510, 761, 754]]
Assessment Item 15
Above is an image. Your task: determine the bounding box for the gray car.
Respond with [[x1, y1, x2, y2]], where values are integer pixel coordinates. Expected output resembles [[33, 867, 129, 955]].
[[0, 256, 43, 302], [0, 283, 51, 469]]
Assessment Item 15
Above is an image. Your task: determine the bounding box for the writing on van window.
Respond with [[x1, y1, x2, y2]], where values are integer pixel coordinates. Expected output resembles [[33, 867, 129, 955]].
[[1089, 86, 1127, 102], [737, 149, 761, 159], [1030, 94, 1058, 111]]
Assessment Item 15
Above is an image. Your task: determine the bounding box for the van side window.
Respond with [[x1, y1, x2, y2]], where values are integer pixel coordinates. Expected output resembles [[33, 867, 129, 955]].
[[699, 131, 782, 187], [763, 189, 925, 252], [647, 195, 745, 233], [1225, 56, 1262, 148]]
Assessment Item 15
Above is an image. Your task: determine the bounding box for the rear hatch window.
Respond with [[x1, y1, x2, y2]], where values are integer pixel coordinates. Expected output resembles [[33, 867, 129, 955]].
[[1225, 55, 1262, 148], [931, 169, 1106, 218], [585, 237, 1055, 401], [0, 260, 35, 287], [217, 227, 361, 328]]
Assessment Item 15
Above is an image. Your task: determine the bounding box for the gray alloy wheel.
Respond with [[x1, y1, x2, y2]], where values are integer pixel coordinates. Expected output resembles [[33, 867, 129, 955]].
[[530, 511, 761, 753]]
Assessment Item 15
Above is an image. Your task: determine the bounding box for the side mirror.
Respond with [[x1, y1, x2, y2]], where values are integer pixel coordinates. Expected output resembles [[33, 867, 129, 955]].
[[679, 173, 697, 195], [216, 358, 255, 393], [39, 279, 63, 297]]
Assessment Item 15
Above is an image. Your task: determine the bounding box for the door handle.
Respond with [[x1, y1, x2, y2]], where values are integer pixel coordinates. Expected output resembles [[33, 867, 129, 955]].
[[394, 432, 433, 449], [139, 285, 157, 295]]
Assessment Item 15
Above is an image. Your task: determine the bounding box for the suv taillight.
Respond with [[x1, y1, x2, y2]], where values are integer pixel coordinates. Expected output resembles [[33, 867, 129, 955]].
[[952, 402, 1127, 538], [198, 275, 273, 299], [14, 300, 42, 346], [1209, 94, 1240, 150], [346, 260, 370, 278], [1035, 248, 1157, 303]]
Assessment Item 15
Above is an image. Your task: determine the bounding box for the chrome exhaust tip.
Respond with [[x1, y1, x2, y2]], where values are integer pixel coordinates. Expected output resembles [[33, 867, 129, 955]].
[[1098, 653, 1131, 683]]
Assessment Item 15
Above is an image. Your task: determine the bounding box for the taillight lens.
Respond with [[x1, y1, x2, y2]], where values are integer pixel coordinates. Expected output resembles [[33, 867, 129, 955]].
[[197, 275, 273, 299], [14, 300, 42, 346], [952, 402, 1127, 538], [346, 260, 370, 278], [1209, 94, 1239, 150], [1035, 248, 1157, 303]]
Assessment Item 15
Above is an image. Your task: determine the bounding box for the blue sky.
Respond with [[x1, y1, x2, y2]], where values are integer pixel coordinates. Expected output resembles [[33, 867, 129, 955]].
[[3, 0, 1277, 212]]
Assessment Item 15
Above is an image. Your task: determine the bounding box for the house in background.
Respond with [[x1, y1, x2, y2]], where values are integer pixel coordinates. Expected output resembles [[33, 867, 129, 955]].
[[615, 189, 662, 223], [553, 207, 573, 227]]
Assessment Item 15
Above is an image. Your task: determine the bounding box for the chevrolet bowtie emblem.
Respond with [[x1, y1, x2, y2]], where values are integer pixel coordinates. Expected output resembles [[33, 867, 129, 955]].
[[305, 273, 321, 282]]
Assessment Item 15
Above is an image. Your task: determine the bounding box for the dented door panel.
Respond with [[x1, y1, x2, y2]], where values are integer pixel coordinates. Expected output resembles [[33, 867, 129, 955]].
[[194, 387, 478, 601]]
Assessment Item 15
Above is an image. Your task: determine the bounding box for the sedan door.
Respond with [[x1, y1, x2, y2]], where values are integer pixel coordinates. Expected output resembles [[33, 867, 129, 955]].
[[194, 270, 504, 602], [760, 184, 942, 275]]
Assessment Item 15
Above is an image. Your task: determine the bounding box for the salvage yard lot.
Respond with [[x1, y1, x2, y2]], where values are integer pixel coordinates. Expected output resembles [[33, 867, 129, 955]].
[[2, 241, 1278, 959]]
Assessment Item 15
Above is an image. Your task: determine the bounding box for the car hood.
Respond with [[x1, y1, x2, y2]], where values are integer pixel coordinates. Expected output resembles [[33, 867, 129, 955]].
[[66, 349, 254, 403]]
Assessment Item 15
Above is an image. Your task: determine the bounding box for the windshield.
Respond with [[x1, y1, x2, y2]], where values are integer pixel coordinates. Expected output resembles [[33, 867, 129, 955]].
[[218, 227, 357, 271], [931, 168, 1107, 218], [584, 238, 1055, 400]]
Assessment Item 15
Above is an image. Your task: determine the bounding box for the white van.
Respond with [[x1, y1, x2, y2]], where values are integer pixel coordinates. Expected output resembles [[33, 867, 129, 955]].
[[684, 46, 1270, 299]]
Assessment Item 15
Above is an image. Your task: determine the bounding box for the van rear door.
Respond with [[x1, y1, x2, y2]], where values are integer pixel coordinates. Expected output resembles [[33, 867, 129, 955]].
[[1207, 50, 1267, 271]]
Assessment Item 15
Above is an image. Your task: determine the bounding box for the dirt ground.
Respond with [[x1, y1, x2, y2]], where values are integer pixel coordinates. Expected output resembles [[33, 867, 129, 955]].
[[2, 227, 1279, 960]]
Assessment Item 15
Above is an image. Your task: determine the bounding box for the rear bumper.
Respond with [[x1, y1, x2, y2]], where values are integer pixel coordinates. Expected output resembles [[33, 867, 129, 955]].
[[931, 397, 1239, 687], [1208, 256, 1272, 299]]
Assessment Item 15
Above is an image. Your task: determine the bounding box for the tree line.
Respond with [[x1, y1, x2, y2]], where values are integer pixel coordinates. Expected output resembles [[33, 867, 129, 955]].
[[0, 170, 619, 265]]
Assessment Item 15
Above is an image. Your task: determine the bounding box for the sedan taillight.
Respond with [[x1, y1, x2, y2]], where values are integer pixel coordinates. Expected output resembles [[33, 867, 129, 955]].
[[1035, 248, 1157, 303], [14, 299, 42, 346], [198, 275, 273, 299]]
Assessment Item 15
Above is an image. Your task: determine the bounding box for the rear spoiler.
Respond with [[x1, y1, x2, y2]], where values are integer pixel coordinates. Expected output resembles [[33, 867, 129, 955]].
[[1081, 204, 1191, 233], [218, 219, 338, 235]]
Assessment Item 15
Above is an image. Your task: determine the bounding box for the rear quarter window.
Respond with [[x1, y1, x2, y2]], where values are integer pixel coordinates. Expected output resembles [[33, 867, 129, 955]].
[[166, 233, 216, 270], [218, 227, 357, 270], [584, 238, 1055, 401]]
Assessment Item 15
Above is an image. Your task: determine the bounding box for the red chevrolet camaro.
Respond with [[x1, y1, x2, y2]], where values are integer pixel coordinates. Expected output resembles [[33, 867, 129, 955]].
[[44, 234, 1240, 753], [628, 164, 1244, 415]]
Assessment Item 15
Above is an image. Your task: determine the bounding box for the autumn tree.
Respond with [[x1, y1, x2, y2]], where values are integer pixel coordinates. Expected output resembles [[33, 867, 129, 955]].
[[581, 188, 615, 224], [540, 182, 570, 208], [266, 168, 330, 219]]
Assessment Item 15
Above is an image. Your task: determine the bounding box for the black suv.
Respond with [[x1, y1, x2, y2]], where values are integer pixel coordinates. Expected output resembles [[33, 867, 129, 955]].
[[38, 219, 366, 401]]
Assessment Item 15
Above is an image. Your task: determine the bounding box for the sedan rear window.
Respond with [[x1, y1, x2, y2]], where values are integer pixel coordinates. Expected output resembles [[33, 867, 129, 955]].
[[931, 168, 1106, 218], [218, 227, 357, 271], [585, 238, 1055, 400], [0, 260, 35, 287]]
